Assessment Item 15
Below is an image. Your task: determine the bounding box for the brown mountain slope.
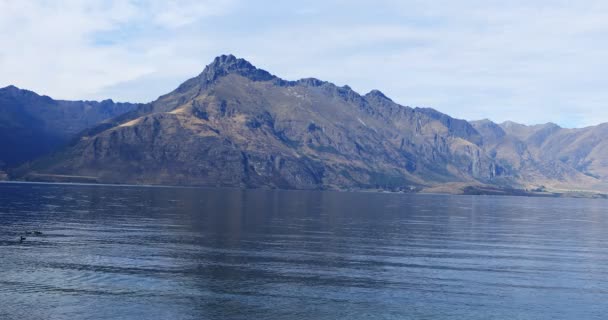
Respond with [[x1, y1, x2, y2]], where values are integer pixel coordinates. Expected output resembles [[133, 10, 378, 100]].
[[474, 120, 597, 191], [18, 55, 506, 190], [526, 123, 608, 190], [17, 55, 608, 195]]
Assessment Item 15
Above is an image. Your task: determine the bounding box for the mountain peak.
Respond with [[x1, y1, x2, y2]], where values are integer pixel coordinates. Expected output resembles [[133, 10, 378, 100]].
[[1, 85, 19, 91], [1, 85, 24, 94], [209, 54, 254, 71], [500, 120, 524, 128], [200, 54, 275, 82], [500, 120, 561, 130], [173, 54, 278, 94], [295, 78, 327, 87], [0, 85, 42, 99], [543, 122, 561, 129], [365, 89, 392, 102]]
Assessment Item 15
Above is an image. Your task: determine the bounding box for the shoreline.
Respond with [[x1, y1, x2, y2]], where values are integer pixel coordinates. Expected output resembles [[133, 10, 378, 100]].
[[2, 179, 607, 200]]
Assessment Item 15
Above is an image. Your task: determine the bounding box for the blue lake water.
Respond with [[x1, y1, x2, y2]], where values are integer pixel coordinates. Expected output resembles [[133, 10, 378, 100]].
[[0, 183, 607, 319]]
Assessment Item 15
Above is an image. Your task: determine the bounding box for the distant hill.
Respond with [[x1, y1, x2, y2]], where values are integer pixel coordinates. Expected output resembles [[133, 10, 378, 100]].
[[0, 85, 139, 168], [5, 55, 608, 195]]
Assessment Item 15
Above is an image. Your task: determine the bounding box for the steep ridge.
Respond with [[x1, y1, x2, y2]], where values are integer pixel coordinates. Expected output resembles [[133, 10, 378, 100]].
[[0, 86, 140, 168], [11, 54, 608, 195], [471, 120, 598, 192], [522, 123, 608, 188], [18, 55, 504, 189]]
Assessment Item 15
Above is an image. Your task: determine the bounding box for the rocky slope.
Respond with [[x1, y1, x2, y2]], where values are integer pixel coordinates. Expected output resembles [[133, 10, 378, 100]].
[[498, 121, 608, 191], [8, 55, 608, 194], [0, 86, 139, 168], [471, 118, 608, 193], [16, 55, 507, 190]]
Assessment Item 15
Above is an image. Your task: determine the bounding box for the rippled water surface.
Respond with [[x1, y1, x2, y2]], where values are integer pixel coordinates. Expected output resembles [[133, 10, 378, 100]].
[[1, 183, 607, 319]]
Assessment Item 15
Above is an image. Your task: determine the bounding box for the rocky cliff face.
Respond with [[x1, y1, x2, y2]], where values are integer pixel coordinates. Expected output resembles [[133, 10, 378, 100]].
[[505, 122, 608, 191], [10, 55, 608, 194], [470, 120, 596, 191], [0, 86, 140, 168], [19, 55, 505, 190]]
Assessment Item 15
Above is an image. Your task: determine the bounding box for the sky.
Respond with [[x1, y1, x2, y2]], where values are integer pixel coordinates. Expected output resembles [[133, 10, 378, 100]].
[[1, 0, 608, 128]]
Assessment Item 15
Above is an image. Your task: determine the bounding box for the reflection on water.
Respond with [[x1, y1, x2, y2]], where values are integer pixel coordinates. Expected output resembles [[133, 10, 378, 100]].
[[0, 183, 607, 319]]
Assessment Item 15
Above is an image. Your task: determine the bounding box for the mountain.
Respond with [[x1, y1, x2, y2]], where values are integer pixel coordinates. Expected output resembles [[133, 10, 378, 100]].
[[498, 121, 608, 191], [0, 85, 140, 169], [14, 55, 505, 189], [7, 54, 608, 196], [470, 120, 598, 193]]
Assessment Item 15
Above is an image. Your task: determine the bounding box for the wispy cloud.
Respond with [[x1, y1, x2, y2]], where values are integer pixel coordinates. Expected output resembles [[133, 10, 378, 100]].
[[151, 0, 237, 28], [1, 0, 608, 127]]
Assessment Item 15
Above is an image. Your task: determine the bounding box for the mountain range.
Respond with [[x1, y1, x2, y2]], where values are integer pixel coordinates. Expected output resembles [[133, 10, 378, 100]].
[[2, 54, 608, 197], [0, 85, 139, 168]]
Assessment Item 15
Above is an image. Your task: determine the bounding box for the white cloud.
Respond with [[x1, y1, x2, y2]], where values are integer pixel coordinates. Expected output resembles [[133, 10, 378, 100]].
[[0, 0, 235, 100], [151, 0, 237, 29], [0, 0, 149, 98], [1, 0, 608, 127]]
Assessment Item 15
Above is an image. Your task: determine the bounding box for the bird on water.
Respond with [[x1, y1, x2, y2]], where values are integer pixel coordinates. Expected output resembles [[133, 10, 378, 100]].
[[19, 231, 43, 243]]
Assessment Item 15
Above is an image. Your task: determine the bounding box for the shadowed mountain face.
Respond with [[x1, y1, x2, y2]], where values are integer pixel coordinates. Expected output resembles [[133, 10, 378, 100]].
[[0, 86, 140, 168], [8, 55, 608, 194]]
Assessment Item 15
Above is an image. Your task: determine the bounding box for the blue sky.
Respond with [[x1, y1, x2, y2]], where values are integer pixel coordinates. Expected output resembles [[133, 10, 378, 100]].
[[1, 0, 608, 128]]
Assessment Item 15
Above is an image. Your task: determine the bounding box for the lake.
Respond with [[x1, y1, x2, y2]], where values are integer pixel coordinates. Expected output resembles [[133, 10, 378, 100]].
[[0, 183, 607, 319]]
